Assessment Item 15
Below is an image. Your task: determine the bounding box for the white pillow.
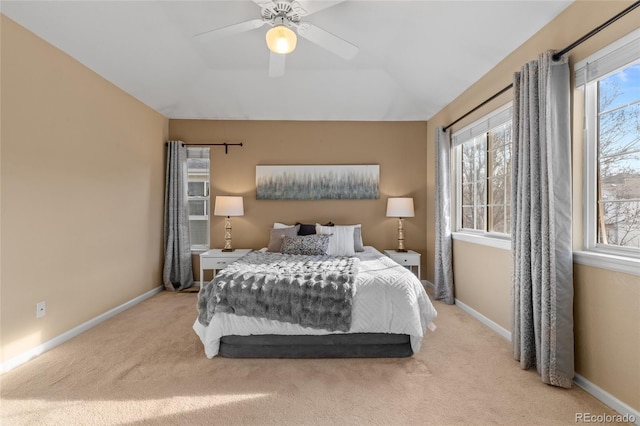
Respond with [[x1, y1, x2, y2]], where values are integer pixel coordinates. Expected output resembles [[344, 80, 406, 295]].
[[344, 223, 364, 252], [316, 224, 356, 256], [273, 222, 294, 229]]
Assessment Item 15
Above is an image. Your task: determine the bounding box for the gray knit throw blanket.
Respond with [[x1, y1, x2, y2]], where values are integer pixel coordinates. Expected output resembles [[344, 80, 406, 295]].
[[197, 251, 359, 332]]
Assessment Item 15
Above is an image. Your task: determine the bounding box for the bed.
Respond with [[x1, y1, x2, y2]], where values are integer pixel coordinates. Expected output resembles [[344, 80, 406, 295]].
[[193, 233, 438, 359]]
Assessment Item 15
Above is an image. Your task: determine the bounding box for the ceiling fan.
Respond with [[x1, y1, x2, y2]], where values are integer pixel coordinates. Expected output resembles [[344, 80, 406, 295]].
[[193, 0, 359, 77]]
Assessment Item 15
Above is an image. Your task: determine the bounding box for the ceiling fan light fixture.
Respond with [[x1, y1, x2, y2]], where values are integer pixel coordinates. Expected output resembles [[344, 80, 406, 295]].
[[266, 25, 297, 54]]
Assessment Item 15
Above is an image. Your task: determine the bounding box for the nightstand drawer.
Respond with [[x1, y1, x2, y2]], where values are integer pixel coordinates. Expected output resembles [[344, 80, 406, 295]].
[[202, 258, 234, 270], [393, 255, 420, 265]]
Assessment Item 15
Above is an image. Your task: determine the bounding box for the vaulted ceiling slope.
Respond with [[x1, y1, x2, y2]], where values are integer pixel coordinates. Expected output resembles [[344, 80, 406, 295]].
[[1, 1, 572, 121]]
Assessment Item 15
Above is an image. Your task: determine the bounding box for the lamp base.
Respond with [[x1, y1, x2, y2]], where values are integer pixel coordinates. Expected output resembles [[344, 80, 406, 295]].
[[396, 217, 407, 253], [222, 216, 234, 252]]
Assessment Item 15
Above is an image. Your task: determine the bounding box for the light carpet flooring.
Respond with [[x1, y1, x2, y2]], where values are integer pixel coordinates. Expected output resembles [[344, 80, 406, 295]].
[[1, 289, 619, 425]]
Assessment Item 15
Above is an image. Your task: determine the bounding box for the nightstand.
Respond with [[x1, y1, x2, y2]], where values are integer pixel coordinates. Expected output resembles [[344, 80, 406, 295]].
[[384, 249, 421, 279], [199, 249, 251, 286]]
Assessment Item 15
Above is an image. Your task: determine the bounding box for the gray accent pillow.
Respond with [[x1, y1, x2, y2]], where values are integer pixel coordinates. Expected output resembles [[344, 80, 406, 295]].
[[354, 226, 364, 252], [267, 225, 300, 252], [281, 234, 330, 255]]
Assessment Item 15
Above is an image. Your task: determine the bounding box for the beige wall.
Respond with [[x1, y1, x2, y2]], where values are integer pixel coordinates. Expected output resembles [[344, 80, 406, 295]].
[[574, 265, 640, 409], [452, 241, 512, 331], [169, 120, 428, 280], [0, 16, 169, 363], [426, 1, 639, 410]]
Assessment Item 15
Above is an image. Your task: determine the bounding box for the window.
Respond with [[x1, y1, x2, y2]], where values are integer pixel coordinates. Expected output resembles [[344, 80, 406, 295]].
[[460, 134, 486, 231], [453, 104, 513, 237], [595, 65, 640, 249], [578, 29, 640, 256], [186, 147, 210, 251]]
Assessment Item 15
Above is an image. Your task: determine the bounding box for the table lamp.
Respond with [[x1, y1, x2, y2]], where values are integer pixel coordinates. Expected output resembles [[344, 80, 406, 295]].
[[214, 196, 244, 252], [386, 197, 415, 252]]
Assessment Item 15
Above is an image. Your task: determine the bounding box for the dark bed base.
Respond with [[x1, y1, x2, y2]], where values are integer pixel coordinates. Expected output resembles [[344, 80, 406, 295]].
[[219, 333, 413, 358]]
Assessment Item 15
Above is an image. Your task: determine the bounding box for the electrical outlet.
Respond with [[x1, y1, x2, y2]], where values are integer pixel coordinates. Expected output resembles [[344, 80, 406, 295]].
[[36, 301, 46, 318]]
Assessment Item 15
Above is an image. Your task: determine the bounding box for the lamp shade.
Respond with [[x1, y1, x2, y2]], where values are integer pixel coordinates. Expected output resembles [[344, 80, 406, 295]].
[[214, 196, 244, 217], [386, 198, 415, 218], [265, 25, 297, 54]]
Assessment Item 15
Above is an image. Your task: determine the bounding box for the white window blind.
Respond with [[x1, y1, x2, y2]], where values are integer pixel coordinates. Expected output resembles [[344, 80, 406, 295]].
[[187, 147, 209, 159], [452, 104, 512, 147], [575, 28, 640, 87]]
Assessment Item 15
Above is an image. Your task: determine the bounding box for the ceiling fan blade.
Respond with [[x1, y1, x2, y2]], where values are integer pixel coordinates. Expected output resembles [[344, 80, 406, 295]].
[[296, 22, 358, 60], [193, 19, 266, 44], [269, 52, 286, 78], [291, 0, 345, 16]]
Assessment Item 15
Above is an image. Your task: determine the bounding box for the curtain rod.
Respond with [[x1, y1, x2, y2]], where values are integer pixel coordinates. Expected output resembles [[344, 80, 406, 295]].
[[443, 84, 513, 131], [442, 0, 640, 132], [166, 142, 244, 154], [551, 0, 640, 61]]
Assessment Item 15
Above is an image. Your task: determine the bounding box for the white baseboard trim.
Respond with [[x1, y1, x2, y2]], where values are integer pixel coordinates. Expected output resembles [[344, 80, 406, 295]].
[[1, 285, 163, 374], [573, 374, 640, 425], [454, 298, 512, 341], [454, 298, 639, 421], [422, 280, 435, 290]]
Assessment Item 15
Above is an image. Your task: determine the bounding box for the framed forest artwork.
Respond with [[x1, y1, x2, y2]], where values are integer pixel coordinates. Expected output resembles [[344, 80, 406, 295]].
[[256, 165, 380, 200]]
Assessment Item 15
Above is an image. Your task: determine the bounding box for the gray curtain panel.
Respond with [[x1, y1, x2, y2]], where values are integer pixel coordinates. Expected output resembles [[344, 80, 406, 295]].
[[163, 140, 194, 291], [434, 127, 454, 304], [511, 51, 574, 388]]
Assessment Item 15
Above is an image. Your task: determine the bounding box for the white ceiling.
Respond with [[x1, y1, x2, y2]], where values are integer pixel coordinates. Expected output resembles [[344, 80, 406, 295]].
[[1, 1, 572, 121]]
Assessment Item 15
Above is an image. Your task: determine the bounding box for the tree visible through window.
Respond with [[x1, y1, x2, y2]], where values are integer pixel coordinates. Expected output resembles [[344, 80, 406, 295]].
[[461, 134, 486, 231], [597, 62, 640, 248], [458, 121, 512, 235], [488, 123, 512, 234]]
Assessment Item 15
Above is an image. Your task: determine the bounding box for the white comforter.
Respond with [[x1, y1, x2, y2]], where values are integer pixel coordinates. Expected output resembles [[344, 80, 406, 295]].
[[193, 246, 438, 358]]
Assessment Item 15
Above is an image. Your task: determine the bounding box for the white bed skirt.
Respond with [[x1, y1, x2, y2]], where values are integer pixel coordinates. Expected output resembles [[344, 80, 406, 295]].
[[193, 247, 438, 358]]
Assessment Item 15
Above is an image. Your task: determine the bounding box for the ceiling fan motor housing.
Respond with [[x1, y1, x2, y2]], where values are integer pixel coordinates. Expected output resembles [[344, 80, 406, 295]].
[[261, 1, 303, 26]]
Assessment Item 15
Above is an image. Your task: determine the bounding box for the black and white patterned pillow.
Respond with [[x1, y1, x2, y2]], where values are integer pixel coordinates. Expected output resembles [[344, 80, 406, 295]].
[[281, 234, 331, 255], [266, 225, 300, 252]]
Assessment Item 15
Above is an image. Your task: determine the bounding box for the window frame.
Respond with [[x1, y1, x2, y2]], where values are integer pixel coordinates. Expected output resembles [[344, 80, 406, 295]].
[[584, 75, 640, 259], [578, 29, 640, 268], [186, 148, 211, 253], [452, 102, 513, 249], [573, 29, 640, 276]]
